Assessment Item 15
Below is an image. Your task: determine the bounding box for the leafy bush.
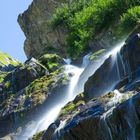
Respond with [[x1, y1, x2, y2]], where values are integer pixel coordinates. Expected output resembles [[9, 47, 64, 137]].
[[50, 0, 140, 57], [120, 6, 140, 33]]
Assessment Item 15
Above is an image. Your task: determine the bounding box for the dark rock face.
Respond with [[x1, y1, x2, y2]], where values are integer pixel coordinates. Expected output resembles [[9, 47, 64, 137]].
[[84, 34, 140, 100], [40, 89, 138, 140]]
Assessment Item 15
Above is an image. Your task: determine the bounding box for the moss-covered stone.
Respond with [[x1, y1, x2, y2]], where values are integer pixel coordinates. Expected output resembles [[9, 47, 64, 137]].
[[59, 95, 85, 118], [0, 66, 69, 117]]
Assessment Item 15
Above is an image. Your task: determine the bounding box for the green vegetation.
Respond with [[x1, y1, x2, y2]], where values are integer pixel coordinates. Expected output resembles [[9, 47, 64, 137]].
[[120, 6, 140, 33], [0, 71, 8, 83], [59, 99, 85, 117], [4, 81, 11, 90], [32, 130, 45, 140], [39, 54, 64, 72], [0, 51, 20, 67], [50, 0, 140, 57], [24, 67, 68, 107]]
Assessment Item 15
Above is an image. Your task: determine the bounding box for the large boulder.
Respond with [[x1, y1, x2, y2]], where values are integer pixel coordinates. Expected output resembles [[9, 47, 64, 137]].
[[1, 58, 47, 94]]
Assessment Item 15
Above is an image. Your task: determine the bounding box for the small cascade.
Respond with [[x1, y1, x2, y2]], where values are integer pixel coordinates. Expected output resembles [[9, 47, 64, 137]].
[[118, 52, 127, 76], [54, 120, 67, 137], [99, 89, 139, 140], [65, 65, 84, 100], [100, 108, 114, 140]]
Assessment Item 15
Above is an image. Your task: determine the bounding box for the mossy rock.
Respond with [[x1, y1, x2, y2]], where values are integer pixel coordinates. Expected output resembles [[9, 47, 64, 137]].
[[0, 51, 20, 68], [32, 130, 45, 140], [39, 53, 64, 72], [59, 97, 85, 118], [0, 71, 9, 83], [89, 49, 106, 61]]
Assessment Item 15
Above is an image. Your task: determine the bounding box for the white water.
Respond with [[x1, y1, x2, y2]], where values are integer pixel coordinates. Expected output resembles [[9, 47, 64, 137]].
[[82, 53, 91, 67], [65, 65, 84, 101], [16, 41, 126, 140], [18, 59, 85, 140]]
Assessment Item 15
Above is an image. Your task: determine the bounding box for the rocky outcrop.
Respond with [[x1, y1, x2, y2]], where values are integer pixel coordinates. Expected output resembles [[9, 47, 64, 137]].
[[18, 0, 69, 59]]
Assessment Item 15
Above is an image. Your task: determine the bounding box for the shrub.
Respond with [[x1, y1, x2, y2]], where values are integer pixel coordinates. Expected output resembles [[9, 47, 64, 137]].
[[50, 0, 140, 57], [120, 6, 140, 33]]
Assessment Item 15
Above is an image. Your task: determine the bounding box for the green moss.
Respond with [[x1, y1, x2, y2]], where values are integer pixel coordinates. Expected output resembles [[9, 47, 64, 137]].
[[89, 49, 106, 61], [4, 81, 11, 90], [0, 51, 20, 67], [32, 130, 45, 140], [120, 6, 140, 34], [60, 99, 85, 117], [0, 71, 8, 83], [23, 67, 68, 108]]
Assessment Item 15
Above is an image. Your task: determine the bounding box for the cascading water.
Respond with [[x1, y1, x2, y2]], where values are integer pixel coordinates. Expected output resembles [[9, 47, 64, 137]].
[[17, 59, 85, 140], [65, 65, 84, 101], [15, 41, 126, 140], [76, 41, 125, 95]]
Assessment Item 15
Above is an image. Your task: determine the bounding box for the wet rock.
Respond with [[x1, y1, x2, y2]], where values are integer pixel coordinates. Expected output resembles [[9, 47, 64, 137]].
[[41, 89, 139, 140]]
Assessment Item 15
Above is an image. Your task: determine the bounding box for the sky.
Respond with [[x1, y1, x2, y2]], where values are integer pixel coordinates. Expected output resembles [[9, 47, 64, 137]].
[[0, 0, 33, 62]]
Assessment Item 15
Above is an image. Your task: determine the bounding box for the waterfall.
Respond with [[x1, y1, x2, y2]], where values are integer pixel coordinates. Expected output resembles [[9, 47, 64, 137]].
[[64, 65, 84, 101], [14, 41, 126, 140], [16, 58, 85, 140]]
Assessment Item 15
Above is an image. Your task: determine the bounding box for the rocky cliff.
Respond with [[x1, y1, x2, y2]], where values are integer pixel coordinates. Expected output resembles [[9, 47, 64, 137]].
[[18, 0, 69, 59]]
